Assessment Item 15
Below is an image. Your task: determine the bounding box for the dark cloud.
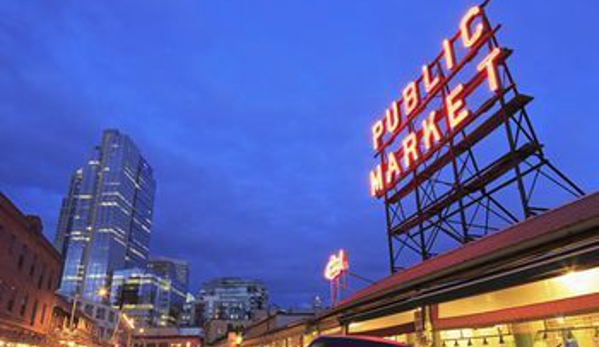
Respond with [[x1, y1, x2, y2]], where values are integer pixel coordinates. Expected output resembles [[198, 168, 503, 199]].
[[1, 0, 598, 307]]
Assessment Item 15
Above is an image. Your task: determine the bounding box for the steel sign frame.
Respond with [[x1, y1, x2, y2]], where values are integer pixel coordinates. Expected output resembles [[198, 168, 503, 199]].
[[369, 1, 584, 273]]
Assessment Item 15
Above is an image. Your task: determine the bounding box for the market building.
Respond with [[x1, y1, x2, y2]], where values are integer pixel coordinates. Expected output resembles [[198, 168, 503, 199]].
[[236, 192, 599, 347]]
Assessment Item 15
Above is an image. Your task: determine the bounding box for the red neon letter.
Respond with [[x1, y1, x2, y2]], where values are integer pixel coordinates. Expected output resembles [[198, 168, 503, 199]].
[[402, 81, 420, 117], [369, 164, 385, 197], [422, 110, 441, 151], [385, 101, 401, 134], [477, 48, 502, 92], [422, 64, 440, 93], [443, 39, 456, 71], [402, 132, 420, 168], [460, 6, 485, 48], [372, 120, 385, 150], [446, 84, 470, 130], [385, 151, 402, 185]]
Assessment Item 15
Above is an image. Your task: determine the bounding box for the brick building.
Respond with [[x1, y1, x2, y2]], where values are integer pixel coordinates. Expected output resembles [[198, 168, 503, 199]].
[[0, 193, 62, 346]]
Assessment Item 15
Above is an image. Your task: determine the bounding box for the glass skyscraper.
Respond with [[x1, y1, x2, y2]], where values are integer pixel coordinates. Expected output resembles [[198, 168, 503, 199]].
[[55, 129, 156, 302]]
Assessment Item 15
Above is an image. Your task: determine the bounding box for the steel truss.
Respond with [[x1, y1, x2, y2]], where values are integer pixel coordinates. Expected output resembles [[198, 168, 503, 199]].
[[381, 8, 584, 273]]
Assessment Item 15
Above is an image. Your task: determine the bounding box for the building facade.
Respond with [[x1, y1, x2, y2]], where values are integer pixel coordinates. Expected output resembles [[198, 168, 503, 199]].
[[181, 294, 204, 328], [55, 129, 156, 302], [110, 268, 187, 328], [199, 278, 268, 322], [0, 193, 62, 347]]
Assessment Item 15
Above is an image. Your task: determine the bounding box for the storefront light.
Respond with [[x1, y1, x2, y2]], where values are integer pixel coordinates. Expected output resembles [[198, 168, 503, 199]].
[[462, 329, 474, 338], [557, 267, 599, 293]]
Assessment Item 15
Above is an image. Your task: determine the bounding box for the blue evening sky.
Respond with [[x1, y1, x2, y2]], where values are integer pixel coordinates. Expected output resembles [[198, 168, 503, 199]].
[[1, 0, 598, 306]]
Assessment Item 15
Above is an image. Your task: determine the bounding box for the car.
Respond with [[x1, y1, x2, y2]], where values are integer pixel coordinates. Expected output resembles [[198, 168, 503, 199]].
[[308, 335, 410, 347]]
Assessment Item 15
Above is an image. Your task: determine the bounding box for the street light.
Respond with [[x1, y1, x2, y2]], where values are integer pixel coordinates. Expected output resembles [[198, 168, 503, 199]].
[[97, 287, 109, 299]]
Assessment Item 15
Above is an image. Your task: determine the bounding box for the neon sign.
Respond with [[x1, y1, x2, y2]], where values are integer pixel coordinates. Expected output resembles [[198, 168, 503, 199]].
[[324, 249, 349, 281], [369, 5, 508, 198]]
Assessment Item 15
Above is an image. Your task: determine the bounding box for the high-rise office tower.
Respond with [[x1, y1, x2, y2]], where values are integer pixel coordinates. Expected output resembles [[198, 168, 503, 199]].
[[55, 129, 156, 302]]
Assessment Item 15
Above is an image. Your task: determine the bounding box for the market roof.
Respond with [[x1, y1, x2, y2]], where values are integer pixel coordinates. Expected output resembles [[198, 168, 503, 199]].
[[329, 191, 599, 315]]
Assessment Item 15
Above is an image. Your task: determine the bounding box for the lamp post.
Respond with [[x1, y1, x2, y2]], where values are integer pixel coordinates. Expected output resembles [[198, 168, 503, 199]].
[[68, 293, 80, 330], [122, 314, 135, 347], [138, 328, 146, 347], [111, 308, 136, 347]]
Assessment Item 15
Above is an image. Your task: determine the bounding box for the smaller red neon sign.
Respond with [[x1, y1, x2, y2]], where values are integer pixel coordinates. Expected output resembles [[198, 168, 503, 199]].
[[324, 249, 349, 281]]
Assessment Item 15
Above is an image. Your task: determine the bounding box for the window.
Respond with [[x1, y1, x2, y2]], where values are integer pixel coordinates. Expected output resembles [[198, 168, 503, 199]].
[[20, 295, 28, 317], [18, 244, 27, 270], [96, 307, 106, 320], [29, 255, 37, 277], [40, 304, 47, 325], [30, 300, 38, 325], [37, 265, 45, 290], [47, 272, 54, 290], [8, 234, 16, 255], [6, 291, 16, 312]]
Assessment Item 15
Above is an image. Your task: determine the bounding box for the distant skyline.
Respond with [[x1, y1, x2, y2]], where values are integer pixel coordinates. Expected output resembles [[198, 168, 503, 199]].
[[1, 0, 598, 306]]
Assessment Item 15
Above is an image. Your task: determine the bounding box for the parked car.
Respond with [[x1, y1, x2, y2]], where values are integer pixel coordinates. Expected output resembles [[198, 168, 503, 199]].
[[308, 335, 409, 347]]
